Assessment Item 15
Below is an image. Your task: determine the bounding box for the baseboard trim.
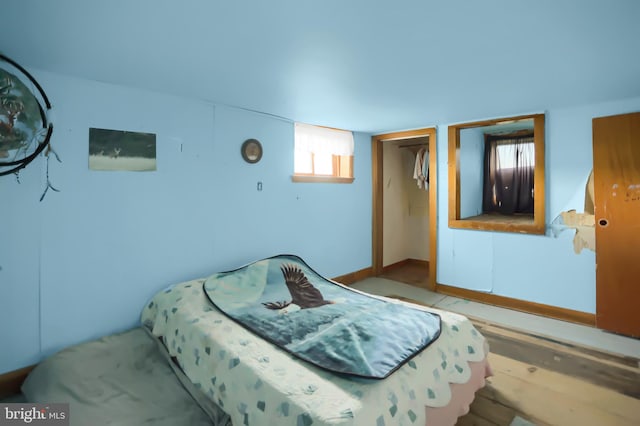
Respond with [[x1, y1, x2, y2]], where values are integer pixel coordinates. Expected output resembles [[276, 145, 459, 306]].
[[0, 365, 36, 399], [332, 266, 374, 285], [435, 283, 596, 326]]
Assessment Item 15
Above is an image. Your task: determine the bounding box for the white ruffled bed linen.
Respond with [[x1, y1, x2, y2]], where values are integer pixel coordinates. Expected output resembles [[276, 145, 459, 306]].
[[142, 279, 489, 426]]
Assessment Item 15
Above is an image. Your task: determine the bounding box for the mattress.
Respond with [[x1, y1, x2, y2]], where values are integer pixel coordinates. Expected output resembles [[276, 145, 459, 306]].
[[21, 327, 231, 426], [143, 276, 491, 426]]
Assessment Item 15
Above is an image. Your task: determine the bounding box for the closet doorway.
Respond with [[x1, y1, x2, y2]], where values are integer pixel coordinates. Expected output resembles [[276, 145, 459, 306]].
[[372, 128, 437, 291]]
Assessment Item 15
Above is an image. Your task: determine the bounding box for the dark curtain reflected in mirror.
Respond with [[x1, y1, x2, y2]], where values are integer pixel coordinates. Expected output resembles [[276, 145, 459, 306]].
[[483, 134, 535, 215]]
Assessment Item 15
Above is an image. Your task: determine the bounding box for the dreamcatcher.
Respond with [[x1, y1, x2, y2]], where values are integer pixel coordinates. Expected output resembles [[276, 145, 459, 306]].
[[0, 54, 58, 199]]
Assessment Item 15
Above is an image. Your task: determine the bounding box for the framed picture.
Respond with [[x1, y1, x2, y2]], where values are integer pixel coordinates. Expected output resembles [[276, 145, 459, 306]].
[[89, 128, 156, 171]]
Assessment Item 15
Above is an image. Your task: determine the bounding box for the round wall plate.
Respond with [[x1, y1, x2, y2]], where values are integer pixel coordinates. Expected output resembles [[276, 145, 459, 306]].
[[241, 138, 263, 164]]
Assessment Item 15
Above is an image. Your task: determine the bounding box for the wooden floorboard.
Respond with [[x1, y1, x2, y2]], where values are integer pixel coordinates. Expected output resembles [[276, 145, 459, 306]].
[[382, 265, 640, 425], [463, 393, 520, 426], [476, 320, 639, 369], [379, 260, 429, 288], [473, 353, 640, 426], [474, 324, 640, 398], [456, 410, 500, 426]]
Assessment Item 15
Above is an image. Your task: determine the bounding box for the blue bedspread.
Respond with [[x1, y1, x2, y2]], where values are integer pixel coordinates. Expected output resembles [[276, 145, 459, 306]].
[[203, 254, 441, 379]]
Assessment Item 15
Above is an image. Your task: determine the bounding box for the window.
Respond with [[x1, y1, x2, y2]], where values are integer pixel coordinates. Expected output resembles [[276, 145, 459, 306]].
[[448, 114, 545, 234], [293, 122, 354, 183]]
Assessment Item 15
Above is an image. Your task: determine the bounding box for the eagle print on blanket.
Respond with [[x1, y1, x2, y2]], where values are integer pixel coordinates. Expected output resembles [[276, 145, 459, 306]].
[[261, 263, 334, 311], [203, 254, 441, 379]]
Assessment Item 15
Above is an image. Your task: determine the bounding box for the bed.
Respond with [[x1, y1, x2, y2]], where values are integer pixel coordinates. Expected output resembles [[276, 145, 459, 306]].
[[23, 255, 491, 426]]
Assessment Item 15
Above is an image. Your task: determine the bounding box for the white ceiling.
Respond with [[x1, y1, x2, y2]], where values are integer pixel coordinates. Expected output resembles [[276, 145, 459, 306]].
[[2, 0, 639, 133]]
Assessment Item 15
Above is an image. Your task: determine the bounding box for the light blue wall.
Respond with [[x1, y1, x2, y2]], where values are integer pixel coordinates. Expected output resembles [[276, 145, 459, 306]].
[[1, 160, 42, 371], [459, 127, 485, 218], [1, 70, 372, 373], [437, 96, 640, 312], [4, 67, 639, 375]]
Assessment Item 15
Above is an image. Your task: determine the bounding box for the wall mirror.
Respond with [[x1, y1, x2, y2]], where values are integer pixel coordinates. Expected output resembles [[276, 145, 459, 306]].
[[448, 113, 545, 234]]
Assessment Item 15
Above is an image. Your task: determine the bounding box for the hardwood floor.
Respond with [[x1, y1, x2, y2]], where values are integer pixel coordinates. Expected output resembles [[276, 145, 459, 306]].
[[461, 319, 640, 425], [370, 264, 640, 426], [380, 259, 429, 288], [461, 352, 640, 426]]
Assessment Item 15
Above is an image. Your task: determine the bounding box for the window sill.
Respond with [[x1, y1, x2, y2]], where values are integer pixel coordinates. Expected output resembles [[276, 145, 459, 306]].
[[449, 213, 545, 235], [291, 175, 354, 184]]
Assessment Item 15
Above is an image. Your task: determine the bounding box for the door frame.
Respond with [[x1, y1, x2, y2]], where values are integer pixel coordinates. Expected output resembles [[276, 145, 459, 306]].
[[371, 127, 438, 291]]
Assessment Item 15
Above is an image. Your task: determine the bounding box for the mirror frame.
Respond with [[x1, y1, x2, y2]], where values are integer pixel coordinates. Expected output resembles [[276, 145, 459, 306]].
[[448, 113, 545, 234]]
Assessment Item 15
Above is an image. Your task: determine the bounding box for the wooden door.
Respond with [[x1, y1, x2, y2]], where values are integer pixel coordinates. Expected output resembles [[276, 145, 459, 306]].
[[593, 112, 640, 337]]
